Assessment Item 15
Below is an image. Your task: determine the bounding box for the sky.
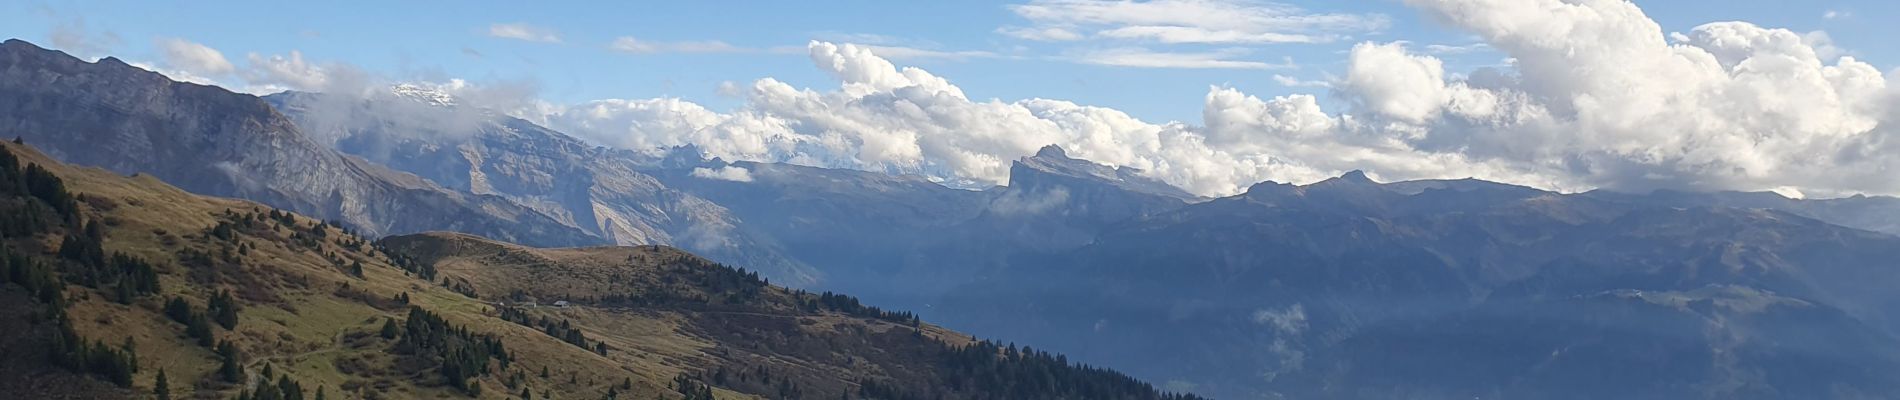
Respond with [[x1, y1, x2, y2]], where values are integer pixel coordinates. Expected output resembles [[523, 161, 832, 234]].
[[7, 0, 1900, 199]]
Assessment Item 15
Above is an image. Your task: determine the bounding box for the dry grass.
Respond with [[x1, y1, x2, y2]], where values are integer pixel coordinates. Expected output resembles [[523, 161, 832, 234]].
[[6, 142, 701, 399]]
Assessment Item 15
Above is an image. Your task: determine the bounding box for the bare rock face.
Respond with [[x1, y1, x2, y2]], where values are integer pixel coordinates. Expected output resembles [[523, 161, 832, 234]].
[[263, 91, 819, 286], [0, 39, 595, 247]]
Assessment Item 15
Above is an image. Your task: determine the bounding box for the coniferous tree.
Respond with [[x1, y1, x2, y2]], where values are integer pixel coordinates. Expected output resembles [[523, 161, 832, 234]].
[[186, 313, 215, 347], [120, 336, 137, 373], [379, 318, 400, 339], [208, 289, 239, 329], [154, 369, 170, 400], [216, 340, 244, 382]]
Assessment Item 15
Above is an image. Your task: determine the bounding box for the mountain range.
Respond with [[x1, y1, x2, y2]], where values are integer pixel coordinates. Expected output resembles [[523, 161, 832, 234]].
[[8, 38, 1900, 399]]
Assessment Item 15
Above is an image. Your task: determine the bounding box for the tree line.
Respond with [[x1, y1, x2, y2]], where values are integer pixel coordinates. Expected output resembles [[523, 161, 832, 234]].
[[395, 307, 512, 395]]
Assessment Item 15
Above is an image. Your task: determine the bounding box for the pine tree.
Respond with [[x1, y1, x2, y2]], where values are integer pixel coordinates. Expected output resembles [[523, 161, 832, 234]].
[[208, 289, 239, 329], [120, 336, 137, 373], [164, 296, 193, 323], [154, 369, 170, 400], [186, 313, 214, 347], [379, 318, 400, 339], [216, 340, 244, 382], [276, 375, 303, 400]]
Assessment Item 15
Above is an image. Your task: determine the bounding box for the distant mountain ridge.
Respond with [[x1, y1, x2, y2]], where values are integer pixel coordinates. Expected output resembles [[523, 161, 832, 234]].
[[0, 39, 596, 248], [263, 90, 819, 286], [939, 170, 1900, 399]]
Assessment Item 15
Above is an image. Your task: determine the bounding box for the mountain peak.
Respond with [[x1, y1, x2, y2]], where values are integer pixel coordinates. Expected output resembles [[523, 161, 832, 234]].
[[390, 84, 458, 107], [1011, 145, 1199, 201], [1035, 144, 1069, 159], [1340, 169, 1374, 184]]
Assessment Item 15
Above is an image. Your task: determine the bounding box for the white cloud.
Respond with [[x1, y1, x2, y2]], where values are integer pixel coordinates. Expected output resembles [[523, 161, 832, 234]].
[[691, 166, 756, 182], [606, 36, 994, 61], [539, 0, 1900, 199], [156, 38, 234, 76], [1424, 42, 1490, 55], [1342, 42, 1449, 124], [544, 41, 1380, 195], [997, 26, 1085, 41], [225, 49, 382, 99], [856, 45, 1000, 61], [1383, 0, 1899, 195], [1801, 30, 1848, 61], [243, 51, 335, 93], [1095, 25, 1332, 44], [1074, 47, 1288, 70], [1823, 10, 1851, 20], [488, 23, 562, 43], [1004, 0, 1388, 45], [609, 37, 747, 54], [1272, 74, 1331, 88]]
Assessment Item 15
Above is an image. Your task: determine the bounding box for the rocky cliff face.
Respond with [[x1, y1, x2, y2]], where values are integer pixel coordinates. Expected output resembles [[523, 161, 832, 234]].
[[263, 91, 819, 286], [0, 39, 595, 247], [967, 145, 1199, 251]]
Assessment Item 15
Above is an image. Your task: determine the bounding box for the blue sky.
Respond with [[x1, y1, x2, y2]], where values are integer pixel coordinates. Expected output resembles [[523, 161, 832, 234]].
[[7, 0, 1891, 124]]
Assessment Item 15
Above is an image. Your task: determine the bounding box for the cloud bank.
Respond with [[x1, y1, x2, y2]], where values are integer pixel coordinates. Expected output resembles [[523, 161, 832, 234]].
[[112, 0, 1900, 199], [539, 0, 1900, 198]]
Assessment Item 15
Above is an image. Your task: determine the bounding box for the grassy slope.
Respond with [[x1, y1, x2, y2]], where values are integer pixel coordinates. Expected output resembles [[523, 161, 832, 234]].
[[383, 232, 982, 398], [3, 141, 702, 399]]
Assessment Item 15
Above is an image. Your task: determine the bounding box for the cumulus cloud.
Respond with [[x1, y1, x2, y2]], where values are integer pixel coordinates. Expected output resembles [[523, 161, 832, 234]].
[[691, 166, 756, 182], [1002, 0, 1388, 45], [1382, 0, 1899, 196], [537, 0, 1900, 198], [155, 38, 234, 76], [543, 40, 1382, 194], [488, 23, 562, 43]]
